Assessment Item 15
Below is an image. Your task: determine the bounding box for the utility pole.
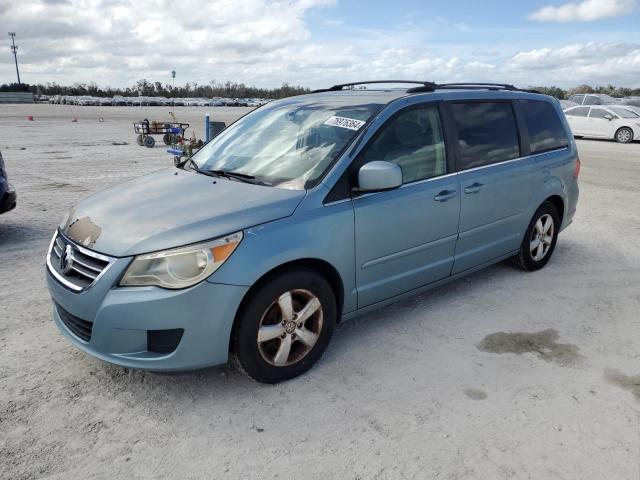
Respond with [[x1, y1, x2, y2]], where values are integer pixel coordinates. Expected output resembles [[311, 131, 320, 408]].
[[8, 32, 21, 85]]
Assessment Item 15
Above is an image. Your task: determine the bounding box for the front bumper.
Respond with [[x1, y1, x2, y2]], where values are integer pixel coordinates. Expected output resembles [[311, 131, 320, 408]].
[[47, 266, 249, 371], [0, 183, 16, 214]]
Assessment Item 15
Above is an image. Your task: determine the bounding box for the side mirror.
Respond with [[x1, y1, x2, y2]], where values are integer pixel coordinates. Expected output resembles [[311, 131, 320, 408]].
[[356, 161, 402, 192], [604, 114, 613, 121]]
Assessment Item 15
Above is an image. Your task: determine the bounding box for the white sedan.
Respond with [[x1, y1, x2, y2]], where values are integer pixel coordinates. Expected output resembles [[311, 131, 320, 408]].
[[564, 105, 640, 143]]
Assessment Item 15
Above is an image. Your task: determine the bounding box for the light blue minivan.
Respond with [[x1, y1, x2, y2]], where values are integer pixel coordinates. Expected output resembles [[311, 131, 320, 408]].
[[46, 81, 579, 383]]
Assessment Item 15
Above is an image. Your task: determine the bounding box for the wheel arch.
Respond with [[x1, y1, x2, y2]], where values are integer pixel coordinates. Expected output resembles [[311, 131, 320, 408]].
[[228, 257, 345, 352], [544, 194, 565, 224]]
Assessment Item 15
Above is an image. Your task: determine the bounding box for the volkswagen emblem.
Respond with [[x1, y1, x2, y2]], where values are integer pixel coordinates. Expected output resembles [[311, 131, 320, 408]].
[[59, 244, 75, 275]]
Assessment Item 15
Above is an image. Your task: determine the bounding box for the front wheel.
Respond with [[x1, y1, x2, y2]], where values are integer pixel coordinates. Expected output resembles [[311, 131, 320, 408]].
[[232, 269, 336, 383], [616, 127, 633, 144], [513, 202, 560, 271], [143, 136, 155, 148]]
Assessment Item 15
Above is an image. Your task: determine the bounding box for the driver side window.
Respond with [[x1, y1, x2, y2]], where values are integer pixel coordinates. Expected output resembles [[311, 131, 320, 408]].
[[358, 105, 447, 184]]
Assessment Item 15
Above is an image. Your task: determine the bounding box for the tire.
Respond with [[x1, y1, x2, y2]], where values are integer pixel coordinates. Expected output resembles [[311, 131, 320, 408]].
[[136, 134, 143, 146], [231, 269, 337, 383], [144, 136, 155, 148], [163, 133, 173, 145], [615, 127, 633, 144], [513, 201, 560, 272]]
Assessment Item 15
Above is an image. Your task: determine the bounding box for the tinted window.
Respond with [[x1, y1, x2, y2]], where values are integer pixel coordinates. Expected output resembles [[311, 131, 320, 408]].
[[569, 94, 584, 104], [589, 108, 610, 118], [519, 100, 568, 154], [358, 105, 447, 184], [451, 102, 520, 170], [565, 107, 590, 117]]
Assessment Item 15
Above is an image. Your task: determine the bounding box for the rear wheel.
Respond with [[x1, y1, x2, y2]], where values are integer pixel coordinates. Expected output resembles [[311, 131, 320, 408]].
[[143, 136, 155, 148], [616, 127, 633, 143], [136, 134, 143, 146], [163, 133, 173, 145], [513, 202, 560, 271], [232, 269, 336, 383]]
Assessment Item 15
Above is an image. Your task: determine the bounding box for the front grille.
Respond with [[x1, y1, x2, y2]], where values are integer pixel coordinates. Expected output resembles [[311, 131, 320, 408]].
[[47, 231, 115, 292], [56, 304, 93, 342]]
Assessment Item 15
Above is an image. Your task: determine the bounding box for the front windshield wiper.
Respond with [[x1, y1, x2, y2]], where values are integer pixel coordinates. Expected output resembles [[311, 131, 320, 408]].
[[208, 169, 256, 180], [195, 167, 265, 185]]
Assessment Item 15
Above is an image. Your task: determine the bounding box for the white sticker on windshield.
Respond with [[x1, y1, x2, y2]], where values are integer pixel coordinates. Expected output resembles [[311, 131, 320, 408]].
[[323, 116, 366, 131]]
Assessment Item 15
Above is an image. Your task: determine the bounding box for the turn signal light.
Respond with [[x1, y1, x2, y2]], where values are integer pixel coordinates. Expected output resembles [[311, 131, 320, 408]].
[[574, 155, 580, 179]]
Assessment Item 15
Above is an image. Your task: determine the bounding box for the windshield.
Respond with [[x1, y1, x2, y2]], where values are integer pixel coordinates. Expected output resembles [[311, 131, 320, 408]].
[[190, 97, 384, 189], [609, 106, 639, 118]]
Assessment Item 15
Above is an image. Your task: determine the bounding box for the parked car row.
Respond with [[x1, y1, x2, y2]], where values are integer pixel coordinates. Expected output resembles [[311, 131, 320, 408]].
[[44, 95, 269, 107], [567, 93, 640, 107]]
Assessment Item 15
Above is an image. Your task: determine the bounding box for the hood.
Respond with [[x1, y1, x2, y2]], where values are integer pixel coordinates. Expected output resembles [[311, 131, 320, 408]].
[[62, 168, 305, 257]]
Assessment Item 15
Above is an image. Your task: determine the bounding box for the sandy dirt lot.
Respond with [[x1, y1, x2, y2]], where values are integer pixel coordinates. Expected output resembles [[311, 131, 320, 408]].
[[1, 103, 640, 480]]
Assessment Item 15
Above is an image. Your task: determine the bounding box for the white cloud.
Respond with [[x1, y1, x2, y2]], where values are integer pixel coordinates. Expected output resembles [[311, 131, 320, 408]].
[[529, 0, 635, 22], [0, 0, 339, 87], [1, 1, 639, 89], [507, 42, 640, 85]]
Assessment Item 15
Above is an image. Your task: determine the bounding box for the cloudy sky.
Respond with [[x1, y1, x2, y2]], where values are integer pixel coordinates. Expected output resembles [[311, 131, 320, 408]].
[[1, 0, 639, 89]]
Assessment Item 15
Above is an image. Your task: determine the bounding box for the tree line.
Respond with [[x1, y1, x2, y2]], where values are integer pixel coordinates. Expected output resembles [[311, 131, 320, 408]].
[[529, 84, 640, 99], [0, 79, 311, 99], [1, 80, 639, 99]]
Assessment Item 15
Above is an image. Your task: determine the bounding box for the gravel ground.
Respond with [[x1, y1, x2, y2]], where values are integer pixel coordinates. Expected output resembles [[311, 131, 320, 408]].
[[1, 104, 640, 480]]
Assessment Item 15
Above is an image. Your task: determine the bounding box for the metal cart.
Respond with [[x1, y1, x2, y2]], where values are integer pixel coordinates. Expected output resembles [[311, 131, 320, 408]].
[[133, 119, 190, 148]]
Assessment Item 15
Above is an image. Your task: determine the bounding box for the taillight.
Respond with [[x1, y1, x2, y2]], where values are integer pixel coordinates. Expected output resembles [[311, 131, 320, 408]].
[[574, 155, 580, 179]]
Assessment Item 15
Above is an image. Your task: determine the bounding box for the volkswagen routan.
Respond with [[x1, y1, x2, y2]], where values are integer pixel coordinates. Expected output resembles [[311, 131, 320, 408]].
[[46, 81, 580, 383]]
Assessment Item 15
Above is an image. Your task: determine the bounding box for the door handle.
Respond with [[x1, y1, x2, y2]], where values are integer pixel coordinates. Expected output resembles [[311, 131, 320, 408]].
[[434, 189, 457, 202], [464, 182, 483, 194]]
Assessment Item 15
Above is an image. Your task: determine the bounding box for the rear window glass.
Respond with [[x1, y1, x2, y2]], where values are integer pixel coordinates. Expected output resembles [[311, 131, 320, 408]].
[[451, 102, 520, 170], [519, 100, 568, 154]]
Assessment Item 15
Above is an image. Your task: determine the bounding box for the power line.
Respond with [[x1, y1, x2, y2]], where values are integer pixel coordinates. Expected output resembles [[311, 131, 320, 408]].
[[8, 32, 21, 85]]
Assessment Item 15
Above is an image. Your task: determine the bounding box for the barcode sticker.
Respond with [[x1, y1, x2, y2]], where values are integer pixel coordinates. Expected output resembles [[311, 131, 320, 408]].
[[323, 116, 366, 131]]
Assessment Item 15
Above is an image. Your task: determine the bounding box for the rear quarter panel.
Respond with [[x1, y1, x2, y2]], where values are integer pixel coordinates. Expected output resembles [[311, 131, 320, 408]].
[[524, 101, 579, 234]]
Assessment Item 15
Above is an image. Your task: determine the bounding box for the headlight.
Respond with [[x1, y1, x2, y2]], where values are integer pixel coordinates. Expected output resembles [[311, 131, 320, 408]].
[[120, 231, 243, 289]]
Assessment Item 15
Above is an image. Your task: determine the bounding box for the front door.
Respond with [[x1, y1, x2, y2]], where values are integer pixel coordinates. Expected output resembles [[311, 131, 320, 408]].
[[585, 107, 614, 137], [352, 103, 460, 308]]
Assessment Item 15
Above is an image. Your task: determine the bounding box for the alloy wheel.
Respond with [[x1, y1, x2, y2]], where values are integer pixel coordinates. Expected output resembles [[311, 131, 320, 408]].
[[617, 128, 632, 143], [257, 289, 323, 367], [530, 213, 554, 261]]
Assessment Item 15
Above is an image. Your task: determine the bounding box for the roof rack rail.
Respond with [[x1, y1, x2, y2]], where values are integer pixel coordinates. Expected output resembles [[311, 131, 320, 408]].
[[408, 82, 540, 94], [311, 80, 540, 95], [312, 80, 436, 93]]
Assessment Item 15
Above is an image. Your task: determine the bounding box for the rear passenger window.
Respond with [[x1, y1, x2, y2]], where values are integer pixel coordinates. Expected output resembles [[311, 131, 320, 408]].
[[519, 100, 568, 154], [358, 105, 447, 184], [589, 108, 609, 118], [451, 102, 520, 170], [565, 107, 589, 117]]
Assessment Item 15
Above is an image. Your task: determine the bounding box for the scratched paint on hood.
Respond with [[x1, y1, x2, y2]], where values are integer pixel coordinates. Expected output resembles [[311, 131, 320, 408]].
[[65, 216, 102, 248]]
